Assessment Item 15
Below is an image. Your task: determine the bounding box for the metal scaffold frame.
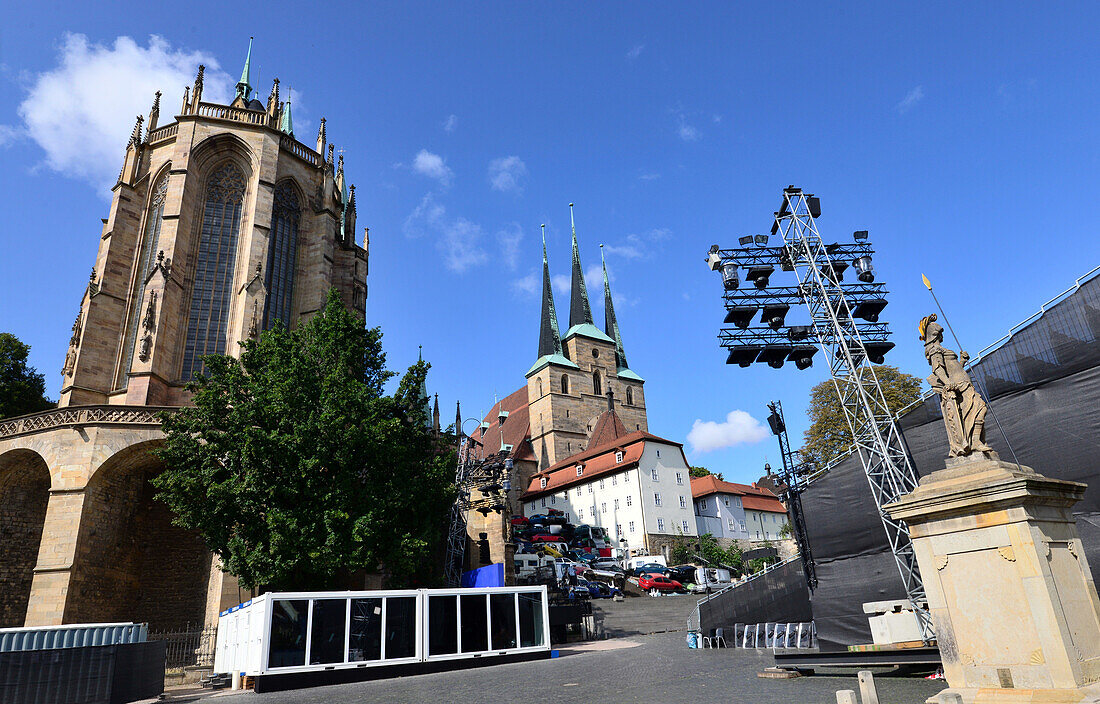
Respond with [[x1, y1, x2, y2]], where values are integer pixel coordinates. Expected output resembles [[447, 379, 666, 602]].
[[772, 188, 934, 641]]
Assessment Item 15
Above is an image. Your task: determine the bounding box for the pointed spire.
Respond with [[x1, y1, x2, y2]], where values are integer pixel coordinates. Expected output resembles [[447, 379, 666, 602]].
[[348, 185, 356, 212], [191, 65, 205, 109], [417, 346, 431, 429], [316, 117, 327, 155], [537, 224, 564, 359], [327, 143, 334, 165], [455, 400, 463, 439], [128, 115, 144, 148], [601, 245, 629, 370], [181, 85, 190, 115], [279, 86, 293, 136], [433, 393, 441, 435], [236, 37, 254, 101], [568, 203, 594, 329], [147, 91, 161, 134], [267, 78, 280, 118]]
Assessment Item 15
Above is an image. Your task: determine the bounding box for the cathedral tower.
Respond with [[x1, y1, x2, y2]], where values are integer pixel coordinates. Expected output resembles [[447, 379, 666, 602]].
[[525, 206, 646, 468]]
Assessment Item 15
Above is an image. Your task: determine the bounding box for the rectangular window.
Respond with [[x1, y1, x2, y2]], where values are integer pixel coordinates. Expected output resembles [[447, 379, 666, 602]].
[[349, 598, 382, 662], [723, 497, 730, 506], [657, 518, 665, 532], [384, 597, 416, 659], [550, 495, 556, 505], [576, 466, 583, 476], [614, 498, 620, 510], [656, 450, 661, 458], [728, 519, 736, 530], [600, 502, 606, 513], [679, 496, 687, 508], [676, 472, 683, 485], [428, 595, 458, 656], [654, 493, 662, 507], [577, 487, 582, 496], [518, 592, 545, 648], [629, 521, 636, 533], [588, 485, 593, 494], [599, 479, 605, 489], [490, 593, 517, 650], [611, 475, 617, 486], [615, 451, 623, 463], [699, 499, 706, 509], [564, 513, 570, 522], [309, 599, 347, 665], [541, 498, 546, 508], [626, 495, 633, 507], [616, 524, 622, 536], [460, 594, 488, 653], [651, 469, 659, 482], [540, 478, 547, 489], [578, 509, 583, 519], [682, 520, 690, 532]]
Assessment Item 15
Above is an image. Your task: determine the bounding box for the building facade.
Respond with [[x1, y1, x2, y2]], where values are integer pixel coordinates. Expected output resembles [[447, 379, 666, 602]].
[[0, 42, 368, 630], [691, 475, 788, 542]]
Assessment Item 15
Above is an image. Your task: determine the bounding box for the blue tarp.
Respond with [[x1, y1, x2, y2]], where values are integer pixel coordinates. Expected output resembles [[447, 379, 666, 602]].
[[461, 563, 504, 587]]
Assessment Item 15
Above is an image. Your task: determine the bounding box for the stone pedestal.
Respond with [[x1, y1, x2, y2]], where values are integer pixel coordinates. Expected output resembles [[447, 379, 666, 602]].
[[885, 456, 1100, 703]]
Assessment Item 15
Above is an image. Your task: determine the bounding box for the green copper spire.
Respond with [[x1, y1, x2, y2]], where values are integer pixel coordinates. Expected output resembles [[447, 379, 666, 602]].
[[279, 87, 293, 136], [418, 345, 431, 428], [236, 37, 254, 101], [527, 224, 578, 377], [567, 203, 594, 329], [602, 245, 629, 371]]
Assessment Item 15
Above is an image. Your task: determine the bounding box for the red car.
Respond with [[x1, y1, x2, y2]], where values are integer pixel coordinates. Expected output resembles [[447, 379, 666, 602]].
[[638, 574, 684, 594]]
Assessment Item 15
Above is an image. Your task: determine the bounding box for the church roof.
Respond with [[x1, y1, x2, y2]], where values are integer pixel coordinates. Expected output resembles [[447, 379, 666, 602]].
[[567, 204, 596, 331], [534, 224, 567, 367], [470, 386, 536, 462], [587, 407, 628, 449]]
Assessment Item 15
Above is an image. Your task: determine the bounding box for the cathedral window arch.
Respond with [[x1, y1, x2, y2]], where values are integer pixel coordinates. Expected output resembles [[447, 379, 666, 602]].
[[561, 374, 569, 394], [537, 378, 543, 398], [117, 172, 169, 388], [592, 369, 602, 396], [626, 387, 634, 406], [181, 162, 246, 380], [264, 180, 301, 328]]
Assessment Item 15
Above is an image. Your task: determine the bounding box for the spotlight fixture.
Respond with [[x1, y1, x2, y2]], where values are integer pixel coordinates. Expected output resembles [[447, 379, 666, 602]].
[[739, 236, 754, 246], [820, 261, 848, 282], [478, 483, 502, 494], [757, 345, 792, 369], [788, 346, 817, 370], [726, 346, 762, 367], [746, 266, 774, 289], [853, 255, 874, 283], [724, 305, 757, 329], [864, 341, 895, 364], [706, 244, 722, 271], [807, 196, 821, 218], [853, 230, 868, 241], [754, 234, 769, 246], [787, 325, 812, 342], [853, 298, 888, 323], [721, 262, 739, 290], [761, 304, 789, 330]]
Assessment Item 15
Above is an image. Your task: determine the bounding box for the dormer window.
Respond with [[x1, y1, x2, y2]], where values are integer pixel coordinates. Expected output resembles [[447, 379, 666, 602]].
[[576, 465, 583, 477], [615, 451, 623, 463], [540, 478, 547, 489]]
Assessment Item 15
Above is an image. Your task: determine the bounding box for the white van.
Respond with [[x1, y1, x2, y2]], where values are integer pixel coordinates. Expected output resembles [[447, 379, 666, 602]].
[[626, 555, 667, 573], [514, 553, 554, 580], [689, 567, 734, 593]]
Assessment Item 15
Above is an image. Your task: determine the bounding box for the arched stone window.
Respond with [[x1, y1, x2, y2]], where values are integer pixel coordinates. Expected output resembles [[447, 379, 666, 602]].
[[626, 387, 634, 406], [117, 173, 169, 388], [264, 181, 300, 328], [181, 162, 245, 380], [561, 374, 569, 394], [537, 378, 543, 397], [592, 369, 602, 396]]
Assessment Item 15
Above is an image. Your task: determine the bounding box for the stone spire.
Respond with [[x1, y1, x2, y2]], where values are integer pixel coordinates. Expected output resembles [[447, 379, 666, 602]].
[[236, 37, 254, 101], [127, 115, 144, 148], [191, 65, 205, 110], [316, 117, 326, 155], [266, 78, 280, 118], [455, 400, 462, 438], [537, 224, 563, 359], [567, 203, 594, 329], [601, 245, 629, 371], [432, 394, 441, 435], [147, 91, 161, 134], [181, 85, 190, 115], [279, 86, 294, 136], [417, 345, 431, 429], [348, 185, 356, 213]]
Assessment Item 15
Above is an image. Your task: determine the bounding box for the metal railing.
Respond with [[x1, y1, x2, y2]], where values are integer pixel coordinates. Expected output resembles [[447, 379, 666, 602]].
[[688, 555, 799, 631], [147, 625, 217, 669]]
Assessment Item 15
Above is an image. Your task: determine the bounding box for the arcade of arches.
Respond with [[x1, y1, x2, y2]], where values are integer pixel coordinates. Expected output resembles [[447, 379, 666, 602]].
[[0, 420, 240, 630]]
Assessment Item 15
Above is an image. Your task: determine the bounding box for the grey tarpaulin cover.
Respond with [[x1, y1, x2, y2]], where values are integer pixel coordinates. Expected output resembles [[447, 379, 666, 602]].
[[801, 271, 1100, 650]]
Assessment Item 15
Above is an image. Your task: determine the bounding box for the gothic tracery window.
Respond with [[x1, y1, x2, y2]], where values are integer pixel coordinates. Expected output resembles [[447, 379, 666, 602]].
[[264, 181, 300, 328], [626, 387, 634, 406], [561, 374, 569, 394], [117, 173, 168, 388], [592, 369, 602, 396], [181, 162, 245, 380]]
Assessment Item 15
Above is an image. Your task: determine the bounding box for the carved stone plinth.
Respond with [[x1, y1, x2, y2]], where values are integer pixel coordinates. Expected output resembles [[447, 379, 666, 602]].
[[886, 457, 1100, 703]]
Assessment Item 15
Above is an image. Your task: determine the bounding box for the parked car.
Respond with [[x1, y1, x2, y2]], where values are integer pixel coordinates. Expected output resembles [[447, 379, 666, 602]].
[[590, 558, 624, 573], [638, 574, 684, 594], [583, 580, 622, 598], [631, 563, 670, 577], [626, 555, 667, 573], [667, 565, 696, 584], [688, 567, 734, 594]]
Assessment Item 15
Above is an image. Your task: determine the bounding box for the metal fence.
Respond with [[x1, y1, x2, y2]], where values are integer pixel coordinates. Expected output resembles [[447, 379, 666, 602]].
[[734, 621, 816, 649], [147, 626, 216, 669]]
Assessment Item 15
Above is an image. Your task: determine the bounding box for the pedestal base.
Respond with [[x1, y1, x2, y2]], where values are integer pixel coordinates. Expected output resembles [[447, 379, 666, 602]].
[[935, 681, 1100, 703]]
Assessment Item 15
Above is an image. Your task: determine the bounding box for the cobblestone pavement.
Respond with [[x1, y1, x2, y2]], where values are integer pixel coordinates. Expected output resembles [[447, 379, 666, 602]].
[[208, 630, 948, 704], [592, 592, 699, 638]]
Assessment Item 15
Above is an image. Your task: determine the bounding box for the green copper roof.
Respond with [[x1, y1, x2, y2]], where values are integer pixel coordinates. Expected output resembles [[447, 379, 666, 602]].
[[236, 37, 254, 100], [601, 245, 633, 372], [567, 204, 595, 329], [526, 353, 579, 377], [279, 96, 293, 136], [562, 322, 613, 343], [616, 366, 644, 382], [536, 224, 564, 360]]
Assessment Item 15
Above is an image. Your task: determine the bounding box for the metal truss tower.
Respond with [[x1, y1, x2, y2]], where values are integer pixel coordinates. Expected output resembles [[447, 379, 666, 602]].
[[772, 187, 933, 641], [443, 435, 478, 587], [765, 400, 817, 591]]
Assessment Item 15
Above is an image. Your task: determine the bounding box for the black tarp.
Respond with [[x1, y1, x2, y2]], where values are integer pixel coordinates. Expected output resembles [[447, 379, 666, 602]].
[[698, 557, 813, 634], [801, 271, 1100, 650]]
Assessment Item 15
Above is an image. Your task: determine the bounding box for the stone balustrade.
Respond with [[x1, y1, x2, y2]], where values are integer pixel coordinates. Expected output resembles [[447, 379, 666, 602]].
[[0, 405, 176, 439]]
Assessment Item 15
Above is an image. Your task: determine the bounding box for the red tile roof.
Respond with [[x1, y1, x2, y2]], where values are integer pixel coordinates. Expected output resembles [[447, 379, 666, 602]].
[[471, 386, 535, 461], [690, 475, 786, 514], [587, 408, 628, 448]]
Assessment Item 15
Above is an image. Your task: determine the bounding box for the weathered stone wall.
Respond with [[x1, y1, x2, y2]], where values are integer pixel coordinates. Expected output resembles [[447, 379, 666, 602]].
[[0, 452, 50, 627]]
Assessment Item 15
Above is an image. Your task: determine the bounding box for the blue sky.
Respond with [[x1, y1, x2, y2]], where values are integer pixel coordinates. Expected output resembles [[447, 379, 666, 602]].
[[2, 2, 1099, 484]]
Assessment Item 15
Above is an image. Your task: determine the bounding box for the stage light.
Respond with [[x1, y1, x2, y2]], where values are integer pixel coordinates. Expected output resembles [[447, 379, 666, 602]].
[[724, 306, 757, 329], [853, 255, 874, 283], [762, 304, 789, 330], [767, 409, 785, 435], [864, 341, 895, 364], [807, 197, 821, 218], [788, 325, 812, 342], [727, 346, 762, 367], [739, 236, 754, 246], [754, 235, 769, 246], [853, 230, 868, 241], [721, 262, 739, 290], [778, 249, 794, 271], [788, 346, 817, 370], [758, 345, 792, 369], [747, 266, 774, 289], [853, 298, 887, 322], [821, 261, 848, 283], [706, 244, 722, 271]]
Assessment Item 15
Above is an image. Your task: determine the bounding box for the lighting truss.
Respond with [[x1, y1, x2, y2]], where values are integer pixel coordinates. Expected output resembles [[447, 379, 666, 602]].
[[766, 400, 816, 591], [444, 436, 514, 587], [708, 186, 934, 642]]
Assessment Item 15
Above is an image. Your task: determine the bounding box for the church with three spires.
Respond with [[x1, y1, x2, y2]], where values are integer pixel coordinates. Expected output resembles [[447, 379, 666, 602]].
[[467, 207, 698, 565]]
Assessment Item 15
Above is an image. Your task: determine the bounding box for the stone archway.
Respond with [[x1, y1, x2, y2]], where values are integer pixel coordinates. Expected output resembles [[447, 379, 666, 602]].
[[0, 449, 51, 627], [65, 441, 212, 630]]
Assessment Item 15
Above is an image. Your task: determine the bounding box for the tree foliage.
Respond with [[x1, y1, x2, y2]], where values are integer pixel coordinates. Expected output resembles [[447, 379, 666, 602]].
[[800, 364, 922, 469], [669, 533, 743, 575], [153, 290, 455, 591], [688, 466, 724, 481], [0, 333, 53, 419]]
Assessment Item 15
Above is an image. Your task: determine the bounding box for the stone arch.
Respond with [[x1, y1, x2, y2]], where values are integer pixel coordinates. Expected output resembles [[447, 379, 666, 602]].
[[537, 378, 543, 398], [592, 369, 602, 396], [560, 374, 569, 394], [0, 449, 51, 627], [626, 386, 634, 406], [66, 441, 210, 630]]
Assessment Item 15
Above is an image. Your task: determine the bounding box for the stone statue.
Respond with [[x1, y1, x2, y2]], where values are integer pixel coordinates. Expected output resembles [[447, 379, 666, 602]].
[[920, 313, 994, 458]]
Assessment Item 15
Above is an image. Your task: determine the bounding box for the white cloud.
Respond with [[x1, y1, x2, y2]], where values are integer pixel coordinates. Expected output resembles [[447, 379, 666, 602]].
[[0, 124, 18, 147], [17, 34, 232, 190], [488, 155, 527, 194], [496, 222, 524, 270], [403, 193, 487, 272], [896, 85, 925, 114], [443, 114, 458, 132], [626, 44, 645, 60], [512, 271, 539, 295], [676, 112, 699, 141], [638, 172, 660, 181], [686, 410, 769, 454], [602, 228, 671, 260], [412, 149, 453, 186], [552, 274, 570, 294]]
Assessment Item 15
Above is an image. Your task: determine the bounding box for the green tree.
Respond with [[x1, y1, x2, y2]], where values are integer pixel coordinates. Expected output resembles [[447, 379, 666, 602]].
[[688, 466, 725, 481], [152, 289, 455, 592], [0, 333, 53, 418], [800, 364, 922, 468], [778, 522, 792, 539]]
